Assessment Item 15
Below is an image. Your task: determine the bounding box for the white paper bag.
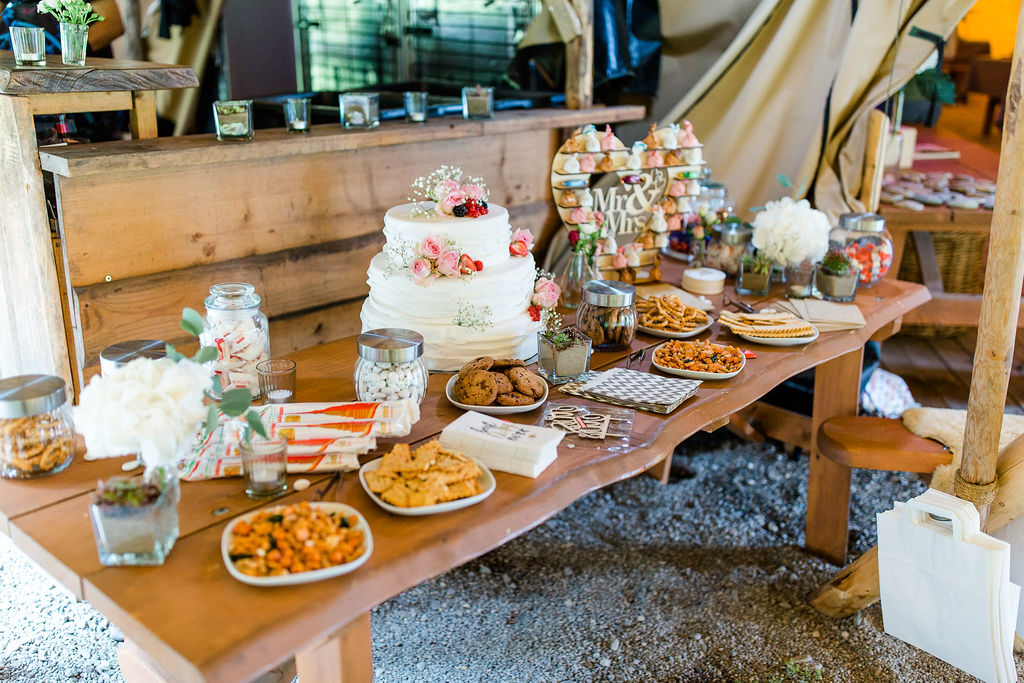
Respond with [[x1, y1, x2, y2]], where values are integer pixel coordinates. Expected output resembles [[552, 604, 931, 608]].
[[878, 489, 1019, 683]]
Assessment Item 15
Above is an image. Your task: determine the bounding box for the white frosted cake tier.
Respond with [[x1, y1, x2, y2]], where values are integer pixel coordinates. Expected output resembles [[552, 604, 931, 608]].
[[360, 251, 542, 372], [383, 202, 512, 268]]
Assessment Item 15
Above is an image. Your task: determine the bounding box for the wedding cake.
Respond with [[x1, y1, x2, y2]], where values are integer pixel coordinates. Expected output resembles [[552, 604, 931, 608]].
[[360, 169, 556, 372]]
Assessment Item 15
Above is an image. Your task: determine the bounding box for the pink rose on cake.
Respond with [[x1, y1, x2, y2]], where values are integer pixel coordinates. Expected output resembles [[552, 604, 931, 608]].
[[435, 250, 461, 277], [418, 235, 444, 260], [432, 178, 460, 200], [409, 257, 436, 287], [461, 184, 485, 202], [437, 191, 466, 216], [509, 228, 534, 257], [532, 277, 560, 308]]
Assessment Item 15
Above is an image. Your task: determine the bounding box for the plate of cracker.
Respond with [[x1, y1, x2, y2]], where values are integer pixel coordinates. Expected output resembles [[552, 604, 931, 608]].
[[359, 440, 495, 516], [445, 356, 548, 414], [652, 339, 746, 380], [637, 294, 713, 339], [221, 501, 372, 586], [719, 309, 819, 346]]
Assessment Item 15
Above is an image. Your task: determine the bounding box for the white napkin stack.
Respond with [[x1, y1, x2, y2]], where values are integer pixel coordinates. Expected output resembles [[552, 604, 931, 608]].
[[878, 489, 1019, 683], [439, 411, 564, 478]]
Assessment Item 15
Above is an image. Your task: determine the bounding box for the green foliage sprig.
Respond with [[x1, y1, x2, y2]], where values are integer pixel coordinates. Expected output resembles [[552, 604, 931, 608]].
[[36, 0, 105, 25]]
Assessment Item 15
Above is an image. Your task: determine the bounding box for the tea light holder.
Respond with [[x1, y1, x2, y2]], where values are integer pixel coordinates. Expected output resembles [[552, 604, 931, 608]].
[[213, 100, 254, 141], [339, 92, 380, 129], [462, 85, 494, 120], [283, 96, 311, 133], [404, 91, 428, 123]]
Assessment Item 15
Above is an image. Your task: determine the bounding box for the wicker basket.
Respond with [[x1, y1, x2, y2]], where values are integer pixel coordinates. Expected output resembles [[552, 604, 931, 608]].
[[897, 230, 989, 337]]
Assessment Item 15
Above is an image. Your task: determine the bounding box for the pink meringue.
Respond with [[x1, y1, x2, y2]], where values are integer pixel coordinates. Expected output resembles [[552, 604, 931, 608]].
[[647, 150, 664, 167], [580, 153, 596, 173], [568, 207, 588, 224], [678, 120, 700, 147]]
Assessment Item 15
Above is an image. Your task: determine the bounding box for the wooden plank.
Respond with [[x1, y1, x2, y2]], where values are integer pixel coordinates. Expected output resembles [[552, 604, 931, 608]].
[[27, 90, 133, 115], [728, 403, 812, 453], [901, 292, 1024, 327], [54, 137, 557, 286], [0, 52, 198, 94], [859, 109, 888, 212], [74, 232, 382, 365], [805, 347, 863, 565], [816, 417, 952, 472], [910, 231, 945, 293], [565, 0, 593, 109], [40, 107, 646, 177], [129, 90, 158, 139], [882, 336, 964, 409], [0, 95, 73, 387], [295, 614, 372, 683]]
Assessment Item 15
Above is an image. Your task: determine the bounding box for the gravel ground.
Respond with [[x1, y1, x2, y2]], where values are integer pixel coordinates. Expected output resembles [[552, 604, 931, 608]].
[[2, 431, 1020, 682]]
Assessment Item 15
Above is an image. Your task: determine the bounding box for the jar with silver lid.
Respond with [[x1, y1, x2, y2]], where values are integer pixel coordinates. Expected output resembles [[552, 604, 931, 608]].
[[200, 283, 270, 398], [0, 375, 75, 479], [577, 281, 638, 350], [829, 213, 894, 285], [99, 339, 166, 375], [354, 328, 429, 403]]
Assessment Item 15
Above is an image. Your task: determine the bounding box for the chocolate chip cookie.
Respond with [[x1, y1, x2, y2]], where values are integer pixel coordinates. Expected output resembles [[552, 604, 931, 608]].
[[454, 370, 498, 406], [458, 356, 494, 378], [491, 372, 514, 394], [506, 366, 545, 398], [495, 391, 536, 406], [491, 358, 526, 371]]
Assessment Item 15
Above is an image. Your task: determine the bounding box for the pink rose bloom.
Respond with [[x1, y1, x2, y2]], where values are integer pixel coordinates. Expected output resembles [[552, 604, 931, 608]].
[[593, 211, 605, 225], [461, 184, 485, 201], [418, 235, 444, 260], [612, 249, 628, 269], [511, 228, 534, 249], [667, 213, 683, 231], [437, 191, 465, 215], [436, 250, 461, 277], [409, 257, 434, 286], [532, 277, 560, 308]]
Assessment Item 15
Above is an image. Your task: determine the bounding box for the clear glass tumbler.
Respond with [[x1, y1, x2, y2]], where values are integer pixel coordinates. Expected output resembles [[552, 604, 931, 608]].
[[404, 91, 428, 123], [240, 435, 288, 499], [9, 26, 46, 66], [283, 97, 311, 133], [58, 22, 88, 67], [257, 359, 297, 404]]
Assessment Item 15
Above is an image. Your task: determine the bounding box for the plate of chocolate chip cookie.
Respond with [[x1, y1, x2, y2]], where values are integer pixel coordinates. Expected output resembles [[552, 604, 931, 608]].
[[446, 356, 549, 415]]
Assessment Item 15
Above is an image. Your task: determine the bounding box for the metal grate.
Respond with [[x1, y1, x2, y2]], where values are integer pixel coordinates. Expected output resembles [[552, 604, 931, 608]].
[[294, 0, 539, 93]]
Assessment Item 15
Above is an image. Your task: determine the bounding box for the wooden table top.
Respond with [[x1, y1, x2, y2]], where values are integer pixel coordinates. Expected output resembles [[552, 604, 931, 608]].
[[0, 51, 197, 94], [0, 269, 928, 681]]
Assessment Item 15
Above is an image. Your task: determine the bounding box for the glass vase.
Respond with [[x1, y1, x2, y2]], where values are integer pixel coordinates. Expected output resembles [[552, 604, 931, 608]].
[[59, 23, 88, 67], [537, 328, 592, 385], [89, 466, 180, 566], [555, 250, 595, 310], [785, 262, 815, 299]]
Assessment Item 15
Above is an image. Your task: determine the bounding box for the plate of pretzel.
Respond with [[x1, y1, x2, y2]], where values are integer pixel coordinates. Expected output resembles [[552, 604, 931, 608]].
[[637, 294, 713, 339]]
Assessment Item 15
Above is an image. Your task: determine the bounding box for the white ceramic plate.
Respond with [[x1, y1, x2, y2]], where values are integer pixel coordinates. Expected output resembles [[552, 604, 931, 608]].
[[660, 246, 694, 262], [445, 374, 548, 414], [737, 327, 820, 347], [221, 502, 373, 587], [638, 317, 714, 340], [359, 456, 496, 516], [651, 342, 746, 380]]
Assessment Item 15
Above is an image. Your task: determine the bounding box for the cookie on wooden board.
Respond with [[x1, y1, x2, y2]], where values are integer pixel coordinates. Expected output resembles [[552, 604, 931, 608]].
[[506, 366, 545, 398]]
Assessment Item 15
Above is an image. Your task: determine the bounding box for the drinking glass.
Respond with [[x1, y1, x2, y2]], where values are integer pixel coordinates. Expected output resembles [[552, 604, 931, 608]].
[[283, 97, 311, 133], [257, 359, 297, 404], [240, 435, 288, 498], [10, 26, 47, 66], [404, 91, 428, 123]]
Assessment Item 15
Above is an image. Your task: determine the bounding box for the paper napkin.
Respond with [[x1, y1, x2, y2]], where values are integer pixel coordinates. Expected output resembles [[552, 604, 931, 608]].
[[559, 369, 700, 414], [774, 299, 865, 332], [439, 411, 564, 478]]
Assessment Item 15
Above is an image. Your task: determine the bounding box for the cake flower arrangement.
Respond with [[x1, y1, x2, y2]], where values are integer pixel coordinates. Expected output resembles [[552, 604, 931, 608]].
[[409, 235, 483, 287], [528, 269, 561, 323], [409, 166, 489, 218]]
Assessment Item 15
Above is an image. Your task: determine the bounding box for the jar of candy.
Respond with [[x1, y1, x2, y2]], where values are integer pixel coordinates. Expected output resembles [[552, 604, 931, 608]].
[[705, 221, 751, 275], [0, 375, 75, 479], [201, 283, 270, 398], [577, 281, 638, 350], [829, 213, 894, 286], [354, 328, 429, 403]]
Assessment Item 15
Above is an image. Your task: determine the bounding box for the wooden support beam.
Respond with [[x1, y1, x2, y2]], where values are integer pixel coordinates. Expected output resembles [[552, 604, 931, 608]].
[[564, 0, 593, 109], [910, 232, 945, 294], [859, 109, 889, 212], [295, 613, 372, 683]]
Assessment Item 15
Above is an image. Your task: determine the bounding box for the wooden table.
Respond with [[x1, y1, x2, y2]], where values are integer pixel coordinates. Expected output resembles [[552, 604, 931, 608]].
[[881, 128, 1023, 327], [0, 276, 928, 682]]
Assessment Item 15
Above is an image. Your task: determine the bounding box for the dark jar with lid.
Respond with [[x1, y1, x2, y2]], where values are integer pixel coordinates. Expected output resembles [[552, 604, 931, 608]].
[[577, 281, 638, 351]]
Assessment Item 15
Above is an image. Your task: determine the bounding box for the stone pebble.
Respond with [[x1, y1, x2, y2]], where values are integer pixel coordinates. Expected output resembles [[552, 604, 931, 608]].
[[356, 361, 426, 402]]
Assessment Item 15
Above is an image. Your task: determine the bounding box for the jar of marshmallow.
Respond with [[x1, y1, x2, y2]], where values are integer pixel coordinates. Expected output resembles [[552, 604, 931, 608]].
[[200, 283, 271, 398], [354, 328, 429, 404]]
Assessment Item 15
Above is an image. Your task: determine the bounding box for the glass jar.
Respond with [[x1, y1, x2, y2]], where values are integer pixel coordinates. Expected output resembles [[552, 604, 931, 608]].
[[0, 375, 75, 479], [99, 339, 166, 375], [201, 283, 270, 398], [556, 251, 596, 310], [577, 281, 638, 351], [705, 222, 752, 275], [354, 328, 429, 403], [830, 213, 894, 286]]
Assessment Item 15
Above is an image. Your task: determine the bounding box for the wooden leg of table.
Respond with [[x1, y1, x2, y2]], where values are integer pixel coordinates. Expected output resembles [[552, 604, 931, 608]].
[[644, 454, 672, 484], [805, 347, 863, 565], [888, 228, 908, 280], [130, 90, 159, 140], [118, 640, 169, 683], [295, 612, 373, 683]]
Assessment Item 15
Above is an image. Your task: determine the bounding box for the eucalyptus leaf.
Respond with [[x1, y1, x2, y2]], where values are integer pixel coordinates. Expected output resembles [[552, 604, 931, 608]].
[[212, 374, 223, 396], [219, 388, 253, 416], [191, 346, 218, 364], [164, 343, 185, 363], [246, 410, 269, 440], [203, 404, 219, 439], [776, 173, 792, 189], [180, 307, 204, 338]]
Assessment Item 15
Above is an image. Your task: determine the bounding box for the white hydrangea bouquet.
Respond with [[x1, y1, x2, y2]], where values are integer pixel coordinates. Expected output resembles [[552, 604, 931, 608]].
[[36, 0, 105, 25], [751, 195, 830, 267]]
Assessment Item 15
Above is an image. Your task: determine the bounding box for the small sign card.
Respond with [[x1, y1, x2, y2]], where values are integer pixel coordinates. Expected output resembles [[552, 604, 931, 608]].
[[439, 411, 565, 478]]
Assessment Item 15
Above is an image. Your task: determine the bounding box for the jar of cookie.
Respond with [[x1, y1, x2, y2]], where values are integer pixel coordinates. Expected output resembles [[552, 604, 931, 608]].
[[0, 375, 75, 479], [577, 281, 638, 351], [355, 328, 429, 403]]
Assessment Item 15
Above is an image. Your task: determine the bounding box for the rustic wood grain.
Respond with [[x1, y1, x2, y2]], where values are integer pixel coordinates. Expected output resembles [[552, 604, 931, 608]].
[[0, 51, 197, 94], [565, 0, 594, 109], [816, 417, 952, 472], [295, 614, 372, 683], [26, 90, 133, 115]]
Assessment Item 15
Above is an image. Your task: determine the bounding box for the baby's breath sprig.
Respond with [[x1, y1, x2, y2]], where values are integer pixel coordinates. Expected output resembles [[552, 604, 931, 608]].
[[407, 166, 489, 204], [453, 300, 494, 332]]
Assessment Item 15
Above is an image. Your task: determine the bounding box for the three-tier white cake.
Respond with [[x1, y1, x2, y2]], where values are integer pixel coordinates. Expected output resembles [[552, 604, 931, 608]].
[[360, 202, 542, 371]]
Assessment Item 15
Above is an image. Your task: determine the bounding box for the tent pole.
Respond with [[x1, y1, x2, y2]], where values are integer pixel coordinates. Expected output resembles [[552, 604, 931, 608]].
[[955, 5, 1024, 528]]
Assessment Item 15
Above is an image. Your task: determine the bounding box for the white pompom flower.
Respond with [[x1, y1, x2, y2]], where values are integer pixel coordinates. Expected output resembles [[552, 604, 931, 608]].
[[751, 196, 831, 267]]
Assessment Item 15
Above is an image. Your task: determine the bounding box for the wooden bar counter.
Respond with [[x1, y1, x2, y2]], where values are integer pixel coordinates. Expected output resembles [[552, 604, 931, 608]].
[[0, 263, 929, 681], [2, 93, 643, 396]]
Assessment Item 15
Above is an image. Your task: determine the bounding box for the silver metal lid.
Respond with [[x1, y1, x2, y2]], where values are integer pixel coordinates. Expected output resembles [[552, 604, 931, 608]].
[[357, 328, 424, 363], [714, 221, 752, 246], [838, 212, 866, 229], [582, 280, 636, 307], [0, 375, 67, 418], [856, 213, 886, 232], [100, 340, 166, 371]]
